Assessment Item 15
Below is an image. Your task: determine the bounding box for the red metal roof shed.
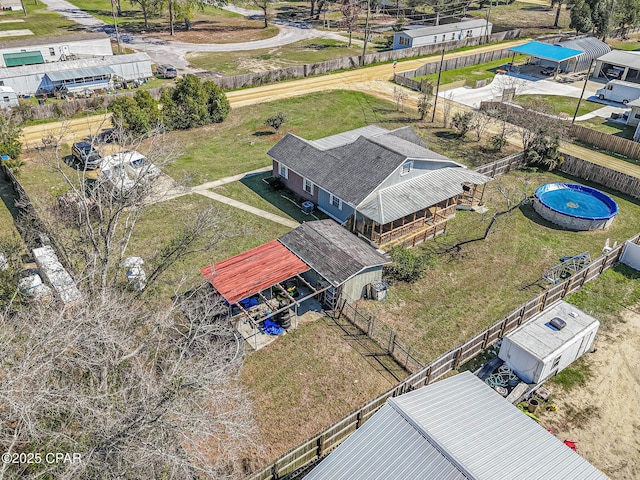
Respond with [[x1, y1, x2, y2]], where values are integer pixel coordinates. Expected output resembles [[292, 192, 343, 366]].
[[200, 240, 310, 304]]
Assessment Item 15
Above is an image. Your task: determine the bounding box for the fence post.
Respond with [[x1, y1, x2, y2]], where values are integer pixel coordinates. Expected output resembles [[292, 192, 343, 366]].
[[355, 410, 363, 429], [388, 332, 396, 355], [316, 435, 325, 458], [405, 346, 412, 369], [452, 348, 462, 370], [481, 329, 490, 349], [367, 316, 374, 337]]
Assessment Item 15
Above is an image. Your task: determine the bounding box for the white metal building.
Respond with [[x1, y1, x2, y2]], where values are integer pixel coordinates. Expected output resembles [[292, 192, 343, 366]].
[[305, 371, 609, 480], [0, 0, 23, 11], [0, 33, 113, 68], [0, 86, 18, 108], [499, 301, 599, 384], [393, 19, 491, 50], [593, 49, 640, 83], [0, 52, 152, 95]]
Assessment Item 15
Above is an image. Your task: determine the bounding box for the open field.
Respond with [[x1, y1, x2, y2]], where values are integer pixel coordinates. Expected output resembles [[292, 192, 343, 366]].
[[536, 266, 640, 479], [358, 169, 640, 364], [466, 1, 571, 35], [0, 3, 77, 39], [413, 55, 527, 86], [242, 316, 402, 463], [514, 94, 603, 118], [187, 38, 362, 75]]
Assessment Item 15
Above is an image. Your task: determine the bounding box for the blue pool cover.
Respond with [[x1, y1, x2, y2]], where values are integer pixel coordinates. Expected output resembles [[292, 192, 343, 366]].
[[509, 41, 583, 63], [535, 183, 618, 220]]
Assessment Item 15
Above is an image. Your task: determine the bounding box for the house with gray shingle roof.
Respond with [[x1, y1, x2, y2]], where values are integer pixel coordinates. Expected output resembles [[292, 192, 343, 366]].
[[267, 126, 491, 248]]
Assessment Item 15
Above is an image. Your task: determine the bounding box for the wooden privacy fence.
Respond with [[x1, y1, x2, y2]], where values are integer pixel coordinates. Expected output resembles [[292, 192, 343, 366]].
[[569, 124, 640, 161], [248, 231, 640, 480], [557, 154, 640, 199], [206, 29, 521, 91], [474, 151, 525, 177]]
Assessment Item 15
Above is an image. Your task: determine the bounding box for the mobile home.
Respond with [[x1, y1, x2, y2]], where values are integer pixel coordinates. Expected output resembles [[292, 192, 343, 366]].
[[498, 300, 599, 384], [596, 79, 640, 104], [0, 86, 18, 108]]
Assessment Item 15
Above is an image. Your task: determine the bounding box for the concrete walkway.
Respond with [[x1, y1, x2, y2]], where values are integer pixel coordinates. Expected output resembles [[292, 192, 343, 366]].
[[195, 190, 299, 228], [193, 166, 272, 191]]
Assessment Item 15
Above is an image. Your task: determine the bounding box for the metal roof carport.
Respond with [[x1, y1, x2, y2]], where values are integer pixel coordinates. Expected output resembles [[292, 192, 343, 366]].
[[508, 41, 583, 77], [44, 66, 114, 93]]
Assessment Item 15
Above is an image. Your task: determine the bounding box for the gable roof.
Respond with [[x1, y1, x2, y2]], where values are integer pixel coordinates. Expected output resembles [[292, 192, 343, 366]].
[[358, 167, 491, 224], [399, 19, 490, 38], [0, 32, 109, 50], [268, 126, 457, 206], [305, 371, 609, 480], [278, 220, 390, 287]]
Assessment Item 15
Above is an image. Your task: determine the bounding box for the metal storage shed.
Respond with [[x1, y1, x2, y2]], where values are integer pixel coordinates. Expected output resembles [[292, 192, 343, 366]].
[[43, 66, 114, 93], [593, 50, 640, 83], [499, 300, 599, 384], [305, 371, 609, 480], [556, 36, 611, 73]]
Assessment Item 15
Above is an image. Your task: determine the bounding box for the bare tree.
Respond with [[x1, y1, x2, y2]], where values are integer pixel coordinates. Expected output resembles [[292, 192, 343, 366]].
[[469, 111, 492, 142], [417, 80, 434, 121], [441, 92, 454, 128], [339, 0, 362, 47], [393, 86, 408, 112], [0, 285, 261, 479]]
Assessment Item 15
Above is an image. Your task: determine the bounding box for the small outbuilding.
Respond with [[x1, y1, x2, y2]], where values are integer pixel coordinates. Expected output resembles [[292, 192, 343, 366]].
[[498, 300, 599, 385], [508, 41, 583, 76], [393, 18, 491, 50], [304, 371, 609, 480], [0, 86, 18, 108], [593, 49, 640, 83]]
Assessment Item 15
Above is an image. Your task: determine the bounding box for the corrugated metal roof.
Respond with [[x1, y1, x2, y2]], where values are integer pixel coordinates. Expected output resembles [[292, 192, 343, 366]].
[[358, 168, 491, 224], [596, 49, 640, 70], [0, 52, 151, 79], [501, 301, 599, 361], [0, 32, 109, 49], [306, 372, 609, 479], [200, 240, 309, 304], [509, 41, 583, 63], [278, 220, 390, 287], [400, 19, 490, 38], [557, 37, 611, 72], [45, 66, 114, 82], [3, 51, 44, 67]]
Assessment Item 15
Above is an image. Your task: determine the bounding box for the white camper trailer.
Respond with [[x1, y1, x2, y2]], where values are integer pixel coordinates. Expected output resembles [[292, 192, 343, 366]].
[[498, 300, 599, 384], [0, 86, 18, 108], [596, 79, 640, 104]]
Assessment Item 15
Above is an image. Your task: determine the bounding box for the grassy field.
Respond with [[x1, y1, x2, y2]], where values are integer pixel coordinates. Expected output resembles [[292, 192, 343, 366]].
[[242, 317, 400, 462], [358, 169, 640, 364], [606, 34, 640, 52], [576, 117, 636, 139], [513, 94, 603, 118], [187, 38, 363, 75], [0, 3, 77, 39], [212, 172, 331, 223], [413, 55, 527, 86], [466, 1, 571, 35]]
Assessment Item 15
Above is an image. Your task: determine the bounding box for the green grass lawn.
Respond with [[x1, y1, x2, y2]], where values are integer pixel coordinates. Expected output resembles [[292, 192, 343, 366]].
[[212, 172, 330, 224], [0, 3, 77, 39], [606, 36, 640, 52], [187, 38, 363, 75], [242, 316, 400, 463], [513, 94, 603, 118], [164, 90, 415, 186], [413, 55, 527, 86], [576, 117, 637, 139], [358, 169, 640, 364]]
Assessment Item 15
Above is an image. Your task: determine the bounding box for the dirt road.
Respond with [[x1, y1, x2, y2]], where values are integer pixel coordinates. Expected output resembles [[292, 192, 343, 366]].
[[539, 307, 640, 479]]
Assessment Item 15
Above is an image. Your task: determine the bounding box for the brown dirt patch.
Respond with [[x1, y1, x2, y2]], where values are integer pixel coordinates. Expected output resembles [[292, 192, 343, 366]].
[[143, 17, 278, 44], [539, 306, 640, 479]]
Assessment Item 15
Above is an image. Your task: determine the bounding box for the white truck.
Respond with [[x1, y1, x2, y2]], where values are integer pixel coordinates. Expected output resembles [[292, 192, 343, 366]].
[[596, 79, 640, 105]]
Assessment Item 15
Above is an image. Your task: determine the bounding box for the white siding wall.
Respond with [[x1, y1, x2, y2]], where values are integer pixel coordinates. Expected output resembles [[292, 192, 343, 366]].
[[394, 24, 491, 50], [341, 266, 383, 301]]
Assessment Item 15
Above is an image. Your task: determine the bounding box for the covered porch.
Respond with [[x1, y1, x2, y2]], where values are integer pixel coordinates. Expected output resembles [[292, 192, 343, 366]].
[[201, 240, 331, 350]]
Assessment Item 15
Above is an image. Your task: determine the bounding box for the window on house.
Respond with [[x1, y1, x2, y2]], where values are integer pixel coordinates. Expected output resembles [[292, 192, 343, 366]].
[[442, 35, 446, 42], [434, 36, 438, 43], [451, 33, 455, 40], [279, 164, 288, 179], [2, 96, 9, 103], [635, 113, 640, 119], [400, 161, 413, 175], [606, 85, 613, 90], [551, 355, 561, 370], [466, 30, 472, 37], [330, 194, 342, 210], [49, 47, 55, 57], [303, 178, 314, 195]]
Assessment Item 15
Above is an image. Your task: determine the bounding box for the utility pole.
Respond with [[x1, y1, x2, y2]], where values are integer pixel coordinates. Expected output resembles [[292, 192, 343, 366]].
[[360, 0, 370, 67], [484, 4, 492, 44], [431, 49, 445, 123], [111, 0, 122, 54], [572, 61, 595, 124]]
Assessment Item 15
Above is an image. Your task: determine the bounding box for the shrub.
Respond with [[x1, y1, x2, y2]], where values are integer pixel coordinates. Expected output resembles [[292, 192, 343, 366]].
[[385, 246, 434, 283], [265, 112, 287, 132]]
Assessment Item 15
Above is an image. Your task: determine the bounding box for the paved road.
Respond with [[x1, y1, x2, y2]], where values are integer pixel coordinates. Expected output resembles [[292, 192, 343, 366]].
[[37, 0, 352, 70]]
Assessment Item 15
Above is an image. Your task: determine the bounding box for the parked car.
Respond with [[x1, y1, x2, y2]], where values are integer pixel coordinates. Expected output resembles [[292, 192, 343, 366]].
[[596, 79, 640, 104], [99, 151, 160, 199], [71, 141, 102, 169], [156, 64, 177, 79]]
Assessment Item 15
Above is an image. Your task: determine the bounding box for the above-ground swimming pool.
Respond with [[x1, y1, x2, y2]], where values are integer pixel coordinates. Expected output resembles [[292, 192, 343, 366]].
[[533, 183, 618, 231]]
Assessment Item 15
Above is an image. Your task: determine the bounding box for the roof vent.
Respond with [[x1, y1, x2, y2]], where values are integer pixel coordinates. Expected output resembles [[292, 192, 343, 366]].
[[549, 317, 567, 330]]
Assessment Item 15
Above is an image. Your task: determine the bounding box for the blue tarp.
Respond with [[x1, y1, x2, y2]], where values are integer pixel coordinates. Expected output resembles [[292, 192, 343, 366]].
[[509, 41, 583, 63], [263, 319, 284, 336]]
